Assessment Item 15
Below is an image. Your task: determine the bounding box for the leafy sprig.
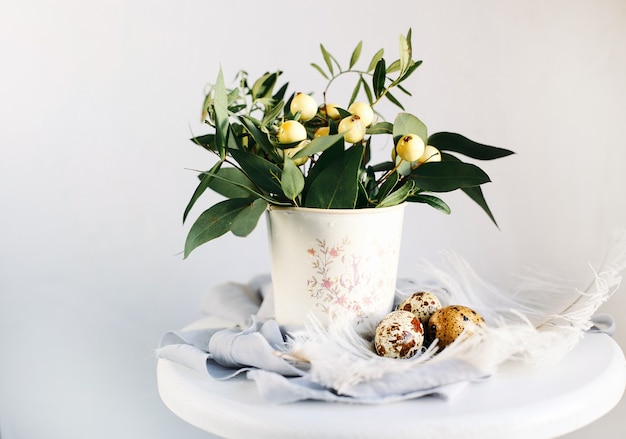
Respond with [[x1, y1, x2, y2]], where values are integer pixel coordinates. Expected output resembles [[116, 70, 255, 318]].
[[183, 30, 514, 258]]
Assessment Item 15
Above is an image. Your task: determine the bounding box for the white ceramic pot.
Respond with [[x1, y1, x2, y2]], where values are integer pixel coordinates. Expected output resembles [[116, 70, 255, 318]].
[[266, 203, 406, 328]]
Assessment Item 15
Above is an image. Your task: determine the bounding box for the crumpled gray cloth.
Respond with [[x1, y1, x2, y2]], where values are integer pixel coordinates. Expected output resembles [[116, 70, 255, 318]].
[[157, 275, 481, 403], [157, 274, 614, 404]]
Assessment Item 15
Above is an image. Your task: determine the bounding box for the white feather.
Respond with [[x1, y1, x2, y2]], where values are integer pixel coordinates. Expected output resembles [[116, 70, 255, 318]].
[[284, 228, 626, 395]]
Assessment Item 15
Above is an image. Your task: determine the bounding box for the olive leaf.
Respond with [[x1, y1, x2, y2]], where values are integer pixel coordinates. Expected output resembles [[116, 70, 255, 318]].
[[320, 44, 335, 75], [190, 133, 217, 153], [238, 116, 281, 162], [213, 67, 229, 160], [398, 60, 422, 82], [310, 63, 329, 80], [399, 31, 411, 75], [272, 82, 289, 103], [384, 90, 404, 110], [372, 58, 386, 99], [367, 48, 384, 72], [360, 75, 374, 103], [260, 101, 285, 128], [349, 41, 363, 69], [251, 71, 280, 100], [349, 79, 362, 107]]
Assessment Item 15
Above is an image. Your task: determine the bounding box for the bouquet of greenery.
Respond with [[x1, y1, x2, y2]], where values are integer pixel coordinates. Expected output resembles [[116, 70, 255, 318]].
[[183, 30, 514, 258]]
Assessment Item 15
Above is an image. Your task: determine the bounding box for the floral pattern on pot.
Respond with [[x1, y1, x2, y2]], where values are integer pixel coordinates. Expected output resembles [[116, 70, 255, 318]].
[[306, 237, 399, 323]]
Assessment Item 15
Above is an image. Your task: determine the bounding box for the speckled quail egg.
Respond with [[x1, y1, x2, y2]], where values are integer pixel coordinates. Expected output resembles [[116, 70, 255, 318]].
[[374, 310, 424, 359], [428, 305, 485, 349], [396, 291, 442, 328]]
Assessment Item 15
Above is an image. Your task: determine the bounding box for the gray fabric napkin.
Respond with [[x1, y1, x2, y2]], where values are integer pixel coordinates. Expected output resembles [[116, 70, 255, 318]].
[[156, 275, 484, 404]]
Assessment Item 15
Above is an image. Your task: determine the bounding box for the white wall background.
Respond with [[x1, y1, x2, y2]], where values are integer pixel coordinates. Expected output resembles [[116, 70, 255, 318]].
[[1, 0, 625, 438]]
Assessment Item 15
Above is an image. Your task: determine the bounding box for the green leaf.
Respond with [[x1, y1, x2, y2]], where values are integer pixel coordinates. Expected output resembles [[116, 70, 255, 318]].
[[320, 44, 334, 75], [281, 156, 305, 201], [349, 41, 362, 69], [190, 134, 217, 152], [406, 193, 451, 214], [386, 59, 401, 74], [462, 185, 499, 227], [260, 101, 284, 127], [273, 82, 289, 102], [399, 60, 422, 82], [366, 121, 393, 135], [370, 161, 395, 172], [438, 152, 500, 225], [228, 148, 283, 195], [251, 71, 279, 100], [384, 90, 405, 110], [302, 138, 344, 196], [399, 32, 411, 75], [206, 166, 257, 199], [184, 198, 251, 258], [203, 170, 287, 205], [367, 48, 384, 72], [214, 68, 229, 160], [231, 198, 269, 237], [372, 59, 386, 99], [428, 132, 514, 160], [376, 171, 399, 202], [360, 75, 373, 103], [397, 83, 412, 96], [378, 181, 414, 208], [305, 145, 364, 209], [393, 112, 427, 144], [292, 132, 345, 159], [183, 161, 222, 223], [310, 63, 329, 80], [408, 161, 491, 192], [348, 79, 362, 107], [238, 116, 281, 162]]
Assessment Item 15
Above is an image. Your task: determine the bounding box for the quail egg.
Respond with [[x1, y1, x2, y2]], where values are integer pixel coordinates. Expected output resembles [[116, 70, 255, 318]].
[[396, 291, 442, 328], [374, 310, 424, 359], [428, 305, 485, 349]]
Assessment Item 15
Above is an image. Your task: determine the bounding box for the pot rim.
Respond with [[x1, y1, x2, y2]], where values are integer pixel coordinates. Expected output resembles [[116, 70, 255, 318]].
[[267, 202, 407, 216]]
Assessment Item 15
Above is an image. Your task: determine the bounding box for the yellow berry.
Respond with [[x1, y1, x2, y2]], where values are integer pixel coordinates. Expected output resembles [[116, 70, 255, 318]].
[[348, 102, 374, 127], [396, 134, 425, 162], [290, 92, 317, 122], [283, 140, 310, 166], [277, 120, 307, 144], [338, 115, 366, 144], [418, 145, 442, 163], [314, 126, 330, 138], [319, 103, 341, 120]]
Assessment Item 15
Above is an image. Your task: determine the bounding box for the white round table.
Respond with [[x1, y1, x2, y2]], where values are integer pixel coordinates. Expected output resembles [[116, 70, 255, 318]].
[[157, 319, 625, 439]]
